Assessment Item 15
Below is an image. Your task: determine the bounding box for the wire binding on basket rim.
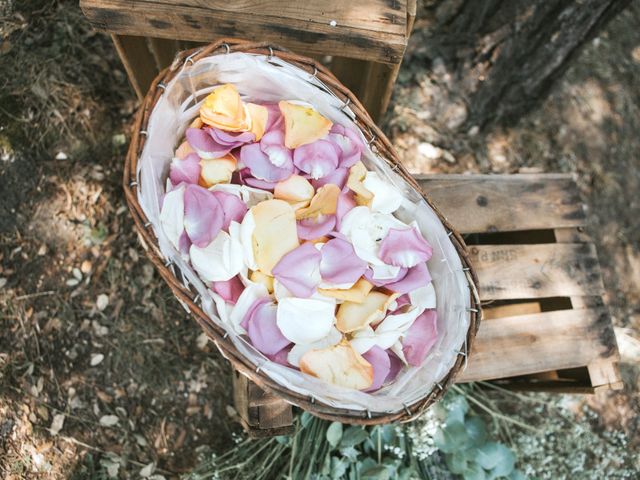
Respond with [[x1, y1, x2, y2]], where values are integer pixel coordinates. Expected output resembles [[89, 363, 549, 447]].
[[122, 38, 481, 426]]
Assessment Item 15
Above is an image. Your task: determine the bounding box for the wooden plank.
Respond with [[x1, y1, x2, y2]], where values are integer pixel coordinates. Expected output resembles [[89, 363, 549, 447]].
[[80, 0, 409, 64], [554, 227, 591, 243], [587, 359, 624, 390], [471, 243, 605, 301], [148, 37, 181, 70], [111, 34, 158, 100], [458, 308, 618, 382], [416, 174, 586, 233]]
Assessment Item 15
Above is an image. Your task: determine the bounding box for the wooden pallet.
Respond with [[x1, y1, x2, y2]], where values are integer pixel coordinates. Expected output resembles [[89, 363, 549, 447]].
[[232, 173, 622, 436], [80, 0, 417, 121]]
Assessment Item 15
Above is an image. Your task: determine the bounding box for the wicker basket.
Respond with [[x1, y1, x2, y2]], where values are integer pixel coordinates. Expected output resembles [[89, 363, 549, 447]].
[[124, 38, 481, 425]]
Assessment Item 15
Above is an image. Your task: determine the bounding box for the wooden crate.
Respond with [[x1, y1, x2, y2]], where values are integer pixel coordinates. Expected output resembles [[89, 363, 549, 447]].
[[232, 173, 621, 436], [80, 0, 417, 121]]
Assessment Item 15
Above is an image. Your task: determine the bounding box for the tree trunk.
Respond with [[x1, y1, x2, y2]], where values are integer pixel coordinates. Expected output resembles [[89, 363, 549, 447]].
[[410, 0, 631, 130]]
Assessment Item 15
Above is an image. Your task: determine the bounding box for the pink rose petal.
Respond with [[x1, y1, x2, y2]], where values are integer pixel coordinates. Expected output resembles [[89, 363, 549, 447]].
[[311, 167, 349, 190], [379, 227, 433, 268], [393, 294, 411, 312], [267, 345, 292, 367], [402, 309, 438, 366], [385, 350, 404, 383], [293, 139, 339, 179], [271, 242, 321, 298], [186, 127, 254, 159], [170, 152, 201, 185], [260, 130, 293, 168], [245, 299, 291, 356], [328, 124, 364, 169], [264, 103, 284, 132], [237, 168, 279, 191], [183, 184, 223, 247], [240, 143, 294, 182], [364, 267, 408, 287], [320, 237, 368, 285], [297, 215, 336, 240], [335, 191, 356, 229], [384, 262, 431, 294], [211, 191, 248, 229], [212, 275, 244, 304], [362, 346, 391, 392], [178, 231, 191, 257]]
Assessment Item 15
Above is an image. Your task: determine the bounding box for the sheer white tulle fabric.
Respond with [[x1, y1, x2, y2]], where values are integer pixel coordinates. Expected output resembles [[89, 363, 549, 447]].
[[136, 51, 470, 413]]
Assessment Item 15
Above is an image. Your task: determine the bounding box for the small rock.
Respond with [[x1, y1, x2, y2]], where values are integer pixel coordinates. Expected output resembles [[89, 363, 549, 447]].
[[55, 152, 68, 161], [81, 260, 92, 273], [90, 353, 105, 366], [96, 294, 109, 311], [99, 415, 119, 427], [140, 462, 155, 478], [49, 414, 65, 435]]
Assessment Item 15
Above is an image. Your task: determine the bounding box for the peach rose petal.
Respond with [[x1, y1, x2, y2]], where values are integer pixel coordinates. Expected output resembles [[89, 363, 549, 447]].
[[279, 101, 333, 148], [295, 184, 340, 220], [335, 291, 390, 333], [274, 174, 315, 210], [251, 199, 300, 275], [299, 342, 373, 390], [199, 154, 237, 187], [175, 140, 195, 160]]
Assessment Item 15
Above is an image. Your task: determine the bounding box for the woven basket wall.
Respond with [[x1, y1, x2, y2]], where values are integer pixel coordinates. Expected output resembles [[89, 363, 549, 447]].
[[123, 38, 481, 425]]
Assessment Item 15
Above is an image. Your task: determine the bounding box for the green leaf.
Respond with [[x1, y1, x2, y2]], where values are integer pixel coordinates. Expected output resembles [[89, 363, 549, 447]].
[[463, 463, 487, 480], [340, 427, 369, 448], [360, 465, 390, 480], [300, 411, 314, 428], [465, 416, 488, 447], [434, 420, 469, 453], [446, 395, 470, 424], [507, 469, 526, 480], [326, 422, 344, 448], [339, 446, 360, 463], [477, 443, 515, 475], [445, 451, 468, 474], [331, 457, 349, 479]]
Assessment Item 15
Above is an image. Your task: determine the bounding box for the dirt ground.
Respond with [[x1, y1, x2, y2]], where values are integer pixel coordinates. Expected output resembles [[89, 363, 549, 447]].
[[0, 1, 638, 478]]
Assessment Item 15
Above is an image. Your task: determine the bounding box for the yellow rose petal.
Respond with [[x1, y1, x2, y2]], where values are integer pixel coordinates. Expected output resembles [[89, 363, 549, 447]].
[[246, 103, 268, 141], [295, 184, 340, 220], [279, 101, 333, 148], [249, 270, 274, 293], [336, 291, 390, 333], [200, 84, 250, 132], [199, 153, 237, 187], [347, 161, 374, 206], [318, 278, 374, 303], [252, 199, 300, 275], [299, 342, 373, 390]]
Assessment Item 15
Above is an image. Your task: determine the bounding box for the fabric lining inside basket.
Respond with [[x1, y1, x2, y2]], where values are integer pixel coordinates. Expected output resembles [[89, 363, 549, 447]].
[[136, 51, 470, 413]]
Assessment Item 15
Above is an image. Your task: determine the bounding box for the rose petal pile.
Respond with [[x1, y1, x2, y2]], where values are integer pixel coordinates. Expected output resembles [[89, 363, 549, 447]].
[[160, 84, 439, 391]]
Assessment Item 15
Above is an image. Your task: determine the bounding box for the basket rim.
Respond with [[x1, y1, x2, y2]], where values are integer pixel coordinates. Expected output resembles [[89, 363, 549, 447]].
[[123, 38, 481, 425]]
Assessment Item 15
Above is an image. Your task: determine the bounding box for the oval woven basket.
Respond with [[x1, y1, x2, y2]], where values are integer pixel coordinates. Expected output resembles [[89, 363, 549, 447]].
[[124, 38, 481, 425]]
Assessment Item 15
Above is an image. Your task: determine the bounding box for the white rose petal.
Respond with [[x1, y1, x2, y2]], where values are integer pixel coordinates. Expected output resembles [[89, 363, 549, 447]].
[[190, 231, 244, 282], [362, 171, 404, 214], [277, 297, 336, 344], [409, 282, 436, 310], [211, 183, 272, 208], [159, 185, 185, 250], [287, 327, 342, 367], [229, 282, 270, 333]]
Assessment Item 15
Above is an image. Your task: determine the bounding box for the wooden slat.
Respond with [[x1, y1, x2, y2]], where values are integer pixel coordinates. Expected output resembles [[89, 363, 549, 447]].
[[80, 0, 409, 64], [111, 34, 159, 100], [458, 308, 618, 382], [416, 174, 586, 233], [482, 302, 541, 320], [471, 243, 605, 301]]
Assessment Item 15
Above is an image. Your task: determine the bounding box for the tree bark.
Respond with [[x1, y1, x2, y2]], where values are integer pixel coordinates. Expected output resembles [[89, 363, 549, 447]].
[[411, 0, 631, 130]]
